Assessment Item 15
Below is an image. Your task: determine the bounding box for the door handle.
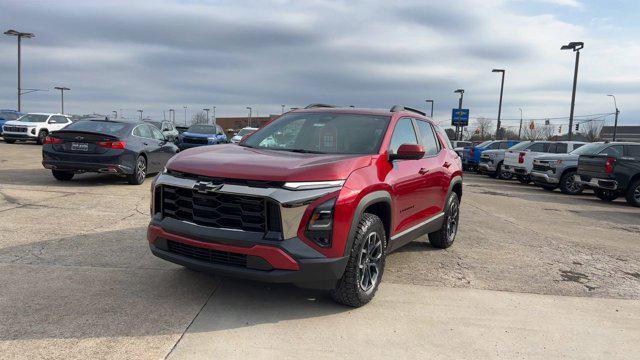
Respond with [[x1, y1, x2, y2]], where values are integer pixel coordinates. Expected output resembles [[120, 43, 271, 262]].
[[419, 168, 430, 175], [443, 162, 451, 168]]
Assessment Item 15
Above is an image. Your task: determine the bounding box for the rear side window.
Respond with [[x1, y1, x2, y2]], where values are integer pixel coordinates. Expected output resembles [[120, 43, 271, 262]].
[[389, 118, 418, 154], [599, 145, 623, 157], [552, 143, 568, 153], [528, 142, 549, 152], [626, 145, 640, 158], [415, 120, 440, 156], [486, 142, 500, 150], [134, 125, 153, 139], [572, 143, 584, 151], [499, 142, 511, 149]]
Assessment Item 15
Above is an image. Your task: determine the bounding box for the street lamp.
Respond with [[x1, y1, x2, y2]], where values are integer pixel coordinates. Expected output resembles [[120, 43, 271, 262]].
[[183, 106, 187, 126], [4, 29, 35, 112], [518, 108, 524, 140], [281, 104, 285, 114], [492, 69, 505, 139], [53, 86, 70, 114], [607, 94, 620, 141], [112, 110, 117, 119], [212, 106, 216, 125], [246, 107, 252, 127], [561, 41, 584, 141], [137, 109, 143, 120], [203, 108, 210, 124], [454, 89, 465, 141], [425, 99, 434, 117]]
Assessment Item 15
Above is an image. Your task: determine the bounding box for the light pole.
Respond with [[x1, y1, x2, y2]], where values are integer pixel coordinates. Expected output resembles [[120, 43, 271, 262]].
[[112, 110, 117, 119], [183, 106, 188, 126], [246, 107, 252, 127], [203, 108, 210, 124], [53, 86, 70, 114], [607, 94, 619, 141], [212, 106, 216, 125], [518, 108, 523, 140], [492, 69, 505, 139], [454, 89, 464, 141], [425, 99, 434, 117], [137, 109, 143, 120], [561, 41, 584, 141], [169, 109, 175, 124], [4, 29, 35, 112], [281, 104, 285, 114]]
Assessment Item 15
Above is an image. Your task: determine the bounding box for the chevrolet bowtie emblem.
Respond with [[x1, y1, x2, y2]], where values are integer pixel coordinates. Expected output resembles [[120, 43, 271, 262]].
[[193, 181, 223, 194]]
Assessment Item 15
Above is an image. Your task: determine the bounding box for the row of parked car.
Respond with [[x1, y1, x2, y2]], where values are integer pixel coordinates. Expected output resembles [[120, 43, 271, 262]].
[[0, 112, 258, 184], [460, 139, 640, 207]]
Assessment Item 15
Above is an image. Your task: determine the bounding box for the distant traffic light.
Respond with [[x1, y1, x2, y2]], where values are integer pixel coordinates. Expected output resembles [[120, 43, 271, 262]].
[[545, 119, 550, 125], [575, 123, 579, 131], [529, 121, 535, 130]]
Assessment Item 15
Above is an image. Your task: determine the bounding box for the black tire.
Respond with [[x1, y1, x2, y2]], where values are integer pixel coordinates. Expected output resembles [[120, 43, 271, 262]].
[[331, 213, 386, 307], [428, 192, 460, 249], [36, 130, 48, 145], [559, 170, 583, 195], [4, 138, 16, 144], [517, 175, 531, 184], [52, 170, 74, 181], [625, 179, 640, 207], [497, 163, 513, 180], [127, 155, 147, 185], [594, 189, 619, 202], [541, 185, 556, 191]]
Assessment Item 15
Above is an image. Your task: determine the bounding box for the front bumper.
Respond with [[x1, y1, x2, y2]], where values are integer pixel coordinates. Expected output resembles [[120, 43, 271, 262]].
[[478, 161, 496, 173], [574, 175, 618, 191], [2, 133, 36, 141], [531, 171, 559, 184]]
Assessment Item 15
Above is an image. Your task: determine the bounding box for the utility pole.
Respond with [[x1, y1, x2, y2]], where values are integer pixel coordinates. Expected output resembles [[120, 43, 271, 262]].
[[212, 106, 216, 125], [53, 86, 70, 114], [246, 107, 252, 127], [183, 106, 187, 126], [425, 99, 434, 117], [203, 108, 210, 124], [607, 94, 619, 141], [169, 109, 175, 124], [281, 104, 285, 114], [4, 30, 35, 112], [137, 109, 143, 120], [492, 69, 505, 139], [518, 108, 523, 140], [454, 89, 465, 141], [561, 42, 584, 141]]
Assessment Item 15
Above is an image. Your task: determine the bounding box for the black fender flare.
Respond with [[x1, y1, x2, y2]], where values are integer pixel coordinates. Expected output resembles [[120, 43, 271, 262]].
[[343, 190, 392, 257], [447, 175, 463, 201]]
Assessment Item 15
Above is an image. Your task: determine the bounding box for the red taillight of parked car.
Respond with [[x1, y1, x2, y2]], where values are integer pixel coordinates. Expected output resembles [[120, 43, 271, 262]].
[[605, 157, 616, 173], [43, 136, 63, 145], [97, 140, 126, 149], [518, 152, 525, 164]]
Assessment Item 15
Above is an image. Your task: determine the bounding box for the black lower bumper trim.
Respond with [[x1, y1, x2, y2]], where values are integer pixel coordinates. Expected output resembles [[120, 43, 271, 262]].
[[42, 160, 133, 174]]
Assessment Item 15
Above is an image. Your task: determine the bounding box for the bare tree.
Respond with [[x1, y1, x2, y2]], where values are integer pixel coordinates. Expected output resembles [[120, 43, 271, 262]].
[[521, 121, 545, 140], [191, 111, 208, 125], [475, 117, 493, 140], [581, 120, 603, 142]]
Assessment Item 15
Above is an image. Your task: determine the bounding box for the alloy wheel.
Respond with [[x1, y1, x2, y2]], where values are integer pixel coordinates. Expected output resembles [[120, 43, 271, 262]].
[[137, 157, 146, 182], [358, 232, 383, 292], [634, 186, 640, 202], [565, 175, 581, 193], [447, 200, 459, 242]]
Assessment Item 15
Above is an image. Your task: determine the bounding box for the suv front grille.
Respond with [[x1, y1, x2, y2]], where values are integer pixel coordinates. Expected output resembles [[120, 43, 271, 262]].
[[3, 125, 27, 133], [161, 185, 268, 232], [167, 240, 247, 267]]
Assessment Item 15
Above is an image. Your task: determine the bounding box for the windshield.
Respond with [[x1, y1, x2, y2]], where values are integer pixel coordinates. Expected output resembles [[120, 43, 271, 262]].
[[188, 125, 216, 134], [242, 113, 391, 154], [476, 141, 492, 148], [236, 128, 255, 137], [17, 114, 48, 123], [64, 120, 131, 136], [0, 112, 19, 121], [508, 141, 532, 150], [570, 142, 607, 155]]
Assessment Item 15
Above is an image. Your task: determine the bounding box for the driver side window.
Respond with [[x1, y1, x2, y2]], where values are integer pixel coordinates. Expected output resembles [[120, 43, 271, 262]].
[[388, 118, 418, 154], [150, 126, 165, 141]]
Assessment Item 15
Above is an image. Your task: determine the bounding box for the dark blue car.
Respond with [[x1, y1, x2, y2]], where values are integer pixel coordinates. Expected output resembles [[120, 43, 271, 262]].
[[178, 124, 228, 150], [42, 118, 178, 185], [0, 110, 23, 135]]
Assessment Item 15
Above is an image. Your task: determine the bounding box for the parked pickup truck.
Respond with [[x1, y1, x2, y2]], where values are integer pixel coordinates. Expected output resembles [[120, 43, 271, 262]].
[[462, 140, 518, 171], [503, 141, 586, 183], [575, 142, 640, 206], [531, 142, 609, 194]]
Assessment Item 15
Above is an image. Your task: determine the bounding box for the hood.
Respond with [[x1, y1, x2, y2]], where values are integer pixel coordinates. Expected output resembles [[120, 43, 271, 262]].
[[167, 144, 373, 182], [534, 153, 578, 161]]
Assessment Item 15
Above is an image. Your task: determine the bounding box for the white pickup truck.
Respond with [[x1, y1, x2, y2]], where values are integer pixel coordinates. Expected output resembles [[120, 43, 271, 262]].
[[2, 113, 72, 144], [503, 141, 586, 183]]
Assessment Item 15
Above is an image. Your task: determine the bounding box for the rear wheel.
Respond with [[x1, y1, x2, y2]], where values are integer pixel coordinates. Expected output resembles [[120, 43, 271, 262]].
[[331, 213, 386, 307], [625, 179, 640, 207], [497, 163, 513, 180], [127, 156, 147, 185], [559, 170, 583, 195], [4, 138, 16, 144], [517, 175, 531, 184], [36, 130, 48, 145], [52, 170, 74, 181], [428, 192, 460, 249], [594, 189, 619, 202]]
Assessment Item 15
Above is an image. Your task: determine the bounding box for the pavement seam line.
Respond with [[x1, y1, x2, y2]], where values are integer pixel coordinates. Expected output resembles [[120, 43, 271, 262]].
[[164, 278, 223, 359]]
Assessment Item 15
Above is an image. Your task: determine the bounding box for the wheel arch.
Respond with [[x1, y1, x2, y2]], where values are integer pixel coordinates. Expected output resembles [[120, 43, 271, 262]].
[[344, 191, 392, 256], [559, 166, 578, 179], [447, 175, 463, 201]]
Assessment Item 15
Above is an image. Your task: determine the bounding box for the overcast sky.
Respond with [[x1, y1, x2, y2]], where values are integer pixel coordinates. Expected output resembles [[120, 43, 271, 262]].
[[1, 0, 638, 130]]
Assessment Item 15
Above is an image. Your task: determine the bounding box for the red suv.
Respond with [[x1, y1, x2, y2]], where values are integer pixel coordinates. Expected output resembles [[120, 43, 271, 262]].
[[147, 104, 462, 307]]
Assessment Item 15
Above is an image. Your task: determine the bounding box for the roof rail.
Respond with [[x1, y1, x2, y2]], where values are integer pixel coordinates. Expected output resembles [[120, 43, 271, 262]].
[[304, 103, 337, 109], [390, 105, 426, 116]]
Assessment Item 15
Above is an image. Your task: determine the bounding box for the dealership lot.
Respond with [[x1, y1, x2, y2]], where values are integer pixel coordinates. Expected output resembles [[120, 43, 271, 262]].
[[1, 142, 639, 359]]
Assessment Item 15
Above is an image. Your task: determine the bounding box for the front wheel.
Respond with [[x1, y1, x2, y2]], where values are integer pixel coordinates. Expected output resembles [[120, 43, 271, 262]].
[[497, 163, 513, 180], [559, 170, 583, 195], [625, 179, 640, 207], [36, 130, 48, 145], [517, 175, 531, 184], [331, 213, 386, 307], [428, 192, 460, 249], [594, 189, 619, 202], [127, 156, 147, 185]]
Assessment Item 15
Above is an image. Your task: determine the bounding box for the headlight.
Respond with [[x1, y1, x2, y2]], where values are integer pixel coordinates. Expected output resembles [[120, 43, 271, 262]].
[[305, 197, 336, 247], [283, 180, 344, 190]]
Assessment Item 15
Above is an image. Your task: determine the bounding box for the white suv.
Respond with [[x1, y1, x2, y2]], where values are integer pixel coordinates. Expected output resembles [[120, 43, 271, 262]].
[[503, 141, 586, 183], [2, 113, 72, 144]]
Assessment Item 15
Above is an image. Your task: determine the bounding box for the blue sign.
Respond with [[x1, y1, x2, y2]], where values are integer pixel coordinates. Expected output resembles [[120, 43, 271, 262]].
[[451, 108, 469, 126]]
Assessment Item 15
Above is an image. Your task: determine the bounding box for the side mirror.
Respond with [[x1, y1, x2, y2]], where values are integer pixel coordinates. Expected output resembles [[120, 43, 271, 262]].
[[390, 144, 425, 161]]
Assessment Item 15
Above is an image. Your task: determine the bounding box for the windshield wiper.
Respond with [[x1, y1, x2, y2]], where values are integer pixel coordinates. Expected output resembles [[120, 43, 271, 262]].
[[287, 149, 326, 154]]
